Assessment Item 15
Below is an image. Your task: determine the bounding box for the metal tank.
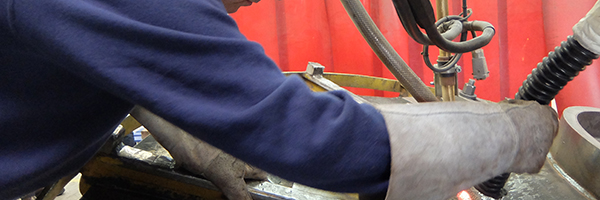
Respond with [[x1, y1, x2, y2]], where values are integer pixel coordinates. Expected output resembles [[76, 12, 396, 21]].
[[451, 106, 600, 200]]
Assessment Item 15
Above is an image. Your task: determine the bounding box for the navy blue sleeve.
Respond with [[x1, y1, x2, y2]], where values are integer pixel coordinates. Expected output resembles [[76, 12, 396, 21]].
[[10, 0, 390, 193]]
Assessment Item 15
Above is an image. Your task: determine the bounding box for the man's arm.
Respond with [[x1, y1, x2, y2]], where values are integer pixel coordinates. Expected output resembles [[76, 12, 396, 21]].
[[10, 0, 391, 193]]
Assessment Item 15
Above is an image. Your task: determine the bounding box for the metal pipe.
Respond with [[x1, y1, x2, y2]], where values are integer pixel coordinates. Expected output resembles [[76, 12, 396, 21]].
[[435, 0, 456, 101], [437, 0, 450, 58]]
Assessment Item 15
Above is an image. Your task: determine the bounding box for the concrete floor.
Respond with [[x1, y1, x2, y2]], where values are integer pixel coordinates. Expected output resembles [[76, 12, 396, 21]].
[[54, 174, 82, 200]]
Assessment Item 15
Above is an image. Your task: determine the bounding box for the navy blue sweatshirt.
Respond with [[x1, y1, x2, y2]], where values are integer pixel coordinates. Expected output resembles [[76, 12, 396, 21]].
[[0, 0, 390, 198]]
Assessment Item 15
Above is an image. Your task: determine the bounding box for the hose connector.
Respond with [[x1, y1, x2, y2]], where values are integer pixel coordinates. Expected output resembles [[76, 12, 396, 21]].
[[471, 49, 489, 80]]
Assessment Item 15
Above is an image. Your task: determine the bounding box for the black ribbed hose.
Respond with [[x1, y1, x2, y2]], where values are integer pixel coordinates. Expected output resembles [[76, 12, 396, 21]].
[[474, 173, 509, 199], [516, 35, 598, 104], [475, 35, 598, 199]]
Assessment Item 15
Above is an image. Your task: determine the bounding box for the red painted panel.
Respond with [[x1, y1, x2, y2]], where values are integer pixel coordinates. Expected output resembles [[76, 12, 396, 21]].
[[505, 0, 546, 100], [326, 0, 377, 95], [230, 2, 279, 66], [280, 1, 333, 71], [232, 0, 600, 111], [543, 0, 600, 115]]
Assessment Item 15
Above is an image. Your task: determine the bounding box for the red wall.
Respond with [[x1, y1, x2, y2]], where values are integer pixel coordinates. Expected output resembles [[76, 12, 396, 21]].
[[231, 0, 600, 115], [542, 0, 600, 115]]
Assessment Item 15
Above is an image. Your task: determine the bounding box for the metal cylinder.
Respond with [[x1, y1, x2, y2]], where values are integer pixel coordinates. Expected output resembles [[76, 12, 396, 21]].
[[550, 106, 600, 198]]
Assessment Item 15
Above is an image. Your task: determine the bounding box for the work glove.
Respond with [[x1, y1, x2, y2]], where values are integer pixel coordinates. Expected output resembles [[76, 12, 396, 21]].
[[130, 106, 268, 200], [375, 100, 558, 200], [573, 0, 600, 55]]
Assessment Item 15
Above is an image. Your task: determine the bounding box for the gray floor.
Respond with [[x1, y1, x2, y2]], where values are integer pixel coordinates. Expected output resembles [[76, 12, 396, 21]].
[[54, 174, 82, 200]]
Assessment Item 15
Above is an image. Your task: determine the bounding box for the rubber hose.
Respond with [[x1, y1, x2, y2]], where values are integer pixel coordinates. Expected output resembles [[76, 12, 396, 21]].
[[406, 0, 437, 29], [422, 45, 463, 72], [516, 36, 598, 104], [474, 173, 509, 199], [340, 0, 439, 102], [476, 36, 599, 200], [406, 0, 495, 53], [439, 20, 463, 41], [392, 0, 431, 45], [425, 21, 495, 53], [392, 0, 464, 45]]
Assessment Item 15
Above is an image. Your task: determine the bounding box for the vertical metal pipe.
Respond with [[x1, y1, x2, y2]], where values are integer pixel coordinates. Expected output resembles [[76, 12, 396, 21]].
[[435, 0, 456, 101], [436, 0, 451, 57]]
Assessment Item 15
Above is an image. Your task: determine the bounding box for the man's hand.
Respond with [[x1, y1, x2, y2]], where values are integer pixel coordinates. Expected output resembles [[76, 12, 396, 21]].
[[498, 99, 559, 174], [374, 100, 558, 200], [130, 106, 267, 200]]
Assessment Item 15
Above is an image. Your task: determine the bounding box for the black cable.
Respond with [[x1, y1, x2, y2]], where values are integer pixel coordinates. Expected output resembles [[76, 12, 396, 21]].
[[392, 0, 431, 45], [393, 0, 495, 53], [458, 8, 473, 20], [422, 14, 472, 73], [422, 19, 465, 72], [424, 19, 495, 53], [463, 0, 468, 18], [422, 45, 463, 72], [406, 0, 437, 29], [392, 0, 470, 46]]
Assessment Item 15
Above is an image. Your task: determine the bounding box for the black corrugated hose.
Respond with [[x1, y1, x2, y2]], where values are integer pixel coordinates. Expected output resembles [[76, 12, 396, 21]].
[[475, 37, 599, 199], [516, 36, 598, 104], [473, 36, 599, 199]]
